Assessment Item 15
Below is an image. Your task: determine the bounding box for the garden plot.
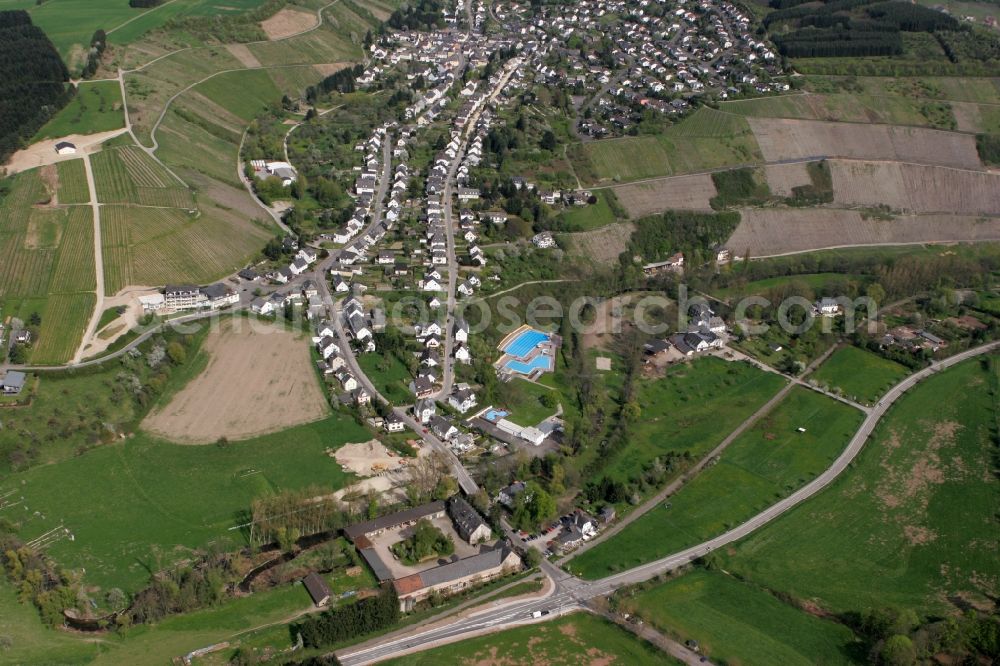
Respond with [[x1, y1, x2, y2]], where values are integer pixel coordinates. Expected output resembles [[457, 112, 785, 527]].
[[830, 160, 1000, 215], [747, 118, 982, 169], [613, 173, 716, 217], [726, 208, 1000, 257]]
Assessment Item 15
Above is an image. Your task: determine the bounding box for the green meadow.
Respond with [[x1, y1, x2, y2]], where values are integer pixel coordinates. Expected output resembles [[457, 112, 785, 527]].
[[626, 570, 864, 665], [571, 387, 863, 579], [721, 357, 1000, 615], [6, 415, 363, 594], [811, 345, 909, 405], [605, 357, 786, 482], [34, 80, 125, 140]]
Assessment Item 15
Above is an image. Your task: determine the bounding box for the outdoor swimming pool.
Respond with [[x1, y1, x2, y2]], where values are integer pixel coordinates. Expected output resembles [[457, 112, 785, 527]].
[[484, 408, 510, 422], [504, 355, 554, 375], [503, 329, 551, 358]]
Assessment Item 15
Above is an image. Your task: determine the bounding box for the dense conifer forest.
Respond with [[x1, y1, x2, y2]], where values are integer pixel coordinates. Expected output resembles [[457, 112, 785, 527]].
[[0, 10, 71, 162]]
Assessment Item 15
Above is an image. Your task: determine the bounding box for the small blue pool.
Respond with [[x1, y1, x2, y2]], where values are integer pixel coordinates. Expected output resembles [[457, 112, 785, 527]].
[[505, 355, 553, 375], [484, 409, 509, 422], [503, 330, 550, 358]]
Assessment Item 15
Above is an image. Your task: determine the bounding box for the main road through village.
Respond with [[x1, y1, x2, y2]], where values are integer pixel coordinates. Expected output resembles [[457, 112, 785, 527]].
[[336, 340, 1000, 665]]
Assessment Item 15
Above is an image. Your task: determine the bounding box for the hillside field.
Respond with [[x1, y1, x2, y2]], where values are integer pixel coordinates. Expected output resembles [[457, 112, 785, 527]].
[[571, 388, 862, 578], [604, 357, 786, 483], [720, 357, 1000, 615], [34, 80, 125, 140]]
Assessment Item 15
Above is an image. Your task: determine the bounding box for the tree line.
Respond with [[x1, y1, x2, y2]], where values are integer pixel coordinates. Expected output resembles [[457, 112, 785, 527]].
[[293, 586, 400, 648], [0, 10, 72, 163]]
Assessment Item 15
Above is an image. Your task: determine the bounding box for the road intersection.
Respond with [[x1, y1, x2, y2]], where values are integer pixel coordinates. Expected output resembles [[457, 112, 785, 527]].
[[336, 339, 999, 664]]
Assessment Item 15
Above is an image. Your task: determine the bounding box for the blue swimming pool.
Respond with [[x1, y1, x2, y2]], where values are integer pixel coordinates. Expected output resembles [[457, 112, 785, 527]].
[[503, 329, 550, 357], [484, 408, 509, 422], [505, 355, 553, 375]]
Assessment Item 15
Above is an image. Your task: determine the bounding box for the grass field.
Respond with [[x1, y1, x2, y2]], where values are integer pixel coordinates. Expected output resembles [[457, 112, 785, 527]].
[[625, 571, 863, 666], [17, 0, 272, 72], [383, 612, 678, 666], [557, 192, 618, 231], [357, 352, 412, 404], [0, 581, 97, 665], [720, 357, 1000, 615], [504, 377, 558, 427], [571, 387, 863, 579], [713, 273, 867, 300], [578, 109, 761, 184], [811, 345, 909, 405], [5, 414, 363, 593], [55, 159, 91, 204], [603, 357, 786, 482], [34, 80, 125, 140]]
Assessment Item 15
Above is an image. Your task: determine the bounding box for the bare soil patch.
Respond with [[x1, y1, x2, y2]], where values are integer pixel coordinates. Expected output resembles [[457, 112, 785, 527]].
[[260, 7, 318, 40], [563, 222, 634, 265], [725, 208, 1000, 257], [38, 165, 59, 206], [830, 160, 1000, 215], [334, 439, 414, 477], [143, 320, 328, 443], [764, 162, 811, 196], [4, 129, 128, 175], [313, 62, 350, 77], [747, 117, 982, 169], [613, 173, 716, 217], [225, 43, 261, 68]]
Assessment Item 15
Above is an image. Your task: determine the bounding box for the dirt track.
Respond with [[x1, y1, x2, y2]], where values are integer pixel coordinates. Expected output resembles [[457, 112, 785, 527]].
[[143, 320, 329, 443], [726, 208, 1000, 257]]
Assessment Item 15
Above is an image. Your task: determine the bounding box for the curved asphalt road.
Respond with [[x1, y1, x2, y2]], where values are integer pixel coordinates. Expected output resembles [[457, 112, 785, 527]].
[[337, 340, 1000, 665]]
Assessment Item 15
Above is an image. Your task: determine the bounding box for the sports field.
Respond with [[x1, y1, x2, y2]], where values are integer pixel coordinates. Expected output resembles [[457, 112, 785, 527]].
[[34, 80, 125, 140], [626, 571, 863, 666], [720, 357, 1000, 615], [811, 345, 909, 405], [604, 357, 786, 482], [571, 387, 863, 579], [382, 612, 678, 666], [5, 414, 363, 593]]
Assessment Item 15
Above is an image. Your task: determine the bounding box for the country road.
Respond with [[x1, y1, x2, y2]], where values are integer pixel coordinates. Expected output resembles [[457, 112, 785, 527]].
[[337, 340, 1000, 665]]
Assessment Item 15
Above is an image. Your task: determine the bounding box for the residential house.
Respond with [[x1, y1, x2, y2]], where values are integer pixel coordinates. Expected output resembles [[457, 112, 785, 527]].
[[447, 496, 491, 544]]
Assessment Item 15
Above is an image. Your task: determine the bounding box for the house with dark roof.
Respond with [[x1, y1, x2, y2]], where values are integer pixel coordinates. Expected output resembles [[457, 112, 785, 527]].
[[447, 496, 491, 544], [302, 572, 332, 607]]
